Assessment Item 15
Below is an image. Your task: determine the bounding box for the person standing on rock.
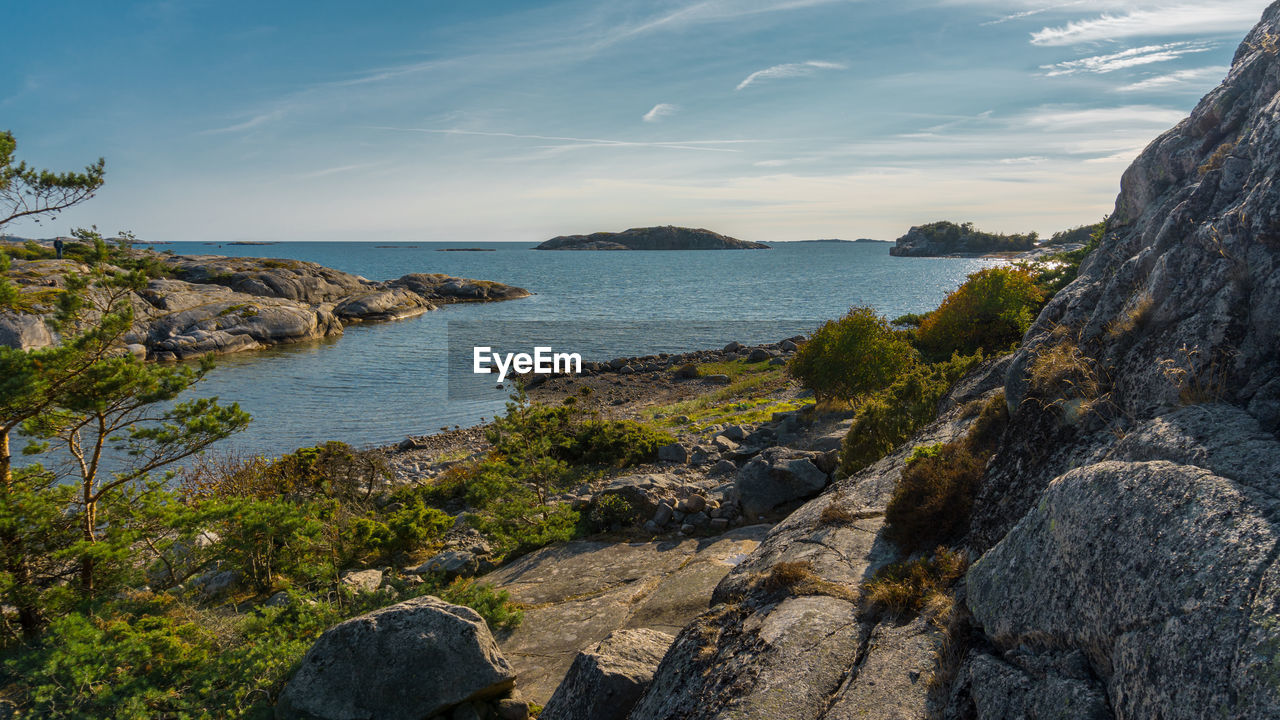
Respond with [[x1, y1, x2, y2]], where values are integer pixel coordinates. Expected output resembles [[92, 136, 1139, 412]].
[[53, 238, 63, 259]]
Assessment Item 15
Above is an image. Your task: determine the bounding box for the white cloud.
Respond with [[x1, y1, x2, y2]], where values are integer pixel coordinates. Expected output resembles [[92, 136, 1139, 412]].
[[736, 60, 846, 90], [201, 109, 285, 135], [642, 103, 679, 123], [1041, 41, 1213, 76], [981, 1, 1086, 27], [1019, 105, 1186, 130], [1114, 66, 1230, 92], [1030, 4, 1266, 46]]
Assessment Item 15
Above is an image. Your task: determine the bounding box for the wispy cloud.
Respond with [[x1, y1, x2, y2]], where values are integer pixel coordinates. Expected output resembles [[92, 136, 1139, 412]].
[[736, 60, 846, 90], [1114, 65, 1230, 92], [980, 1, 1086, 27], [293, 162, 384, 179], [1030, 3, 1265, 45], [367, 126, 764, 154], [643, 103, 679, 123], [1019, 105, 1186, 130], [1041, 41, 1213, 76], [201, 109, 285, 135]]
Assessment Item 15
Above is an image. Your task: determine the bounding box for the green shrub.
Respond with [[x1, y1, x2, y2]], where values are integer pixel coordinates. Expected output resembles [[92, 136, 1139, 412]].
[[882, 393, 1009, 554], [436, 578, 523, 632], [588, 493, 637, 530], [204, 498, 337, 594], [839, 353, 983, 476], [563, 419, 673, 466], [788, 306, 916, 402], [350, 497, 452, 562], [7, 592, 339, 719], [915, 267, 1043, 361], [883, 443, 985, 553]]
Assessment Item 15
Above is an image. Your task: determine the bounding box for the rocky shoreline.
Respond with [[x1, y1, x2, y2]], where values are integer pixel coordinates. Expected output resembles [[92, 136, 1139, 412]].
[[0, 246, 529, 360]]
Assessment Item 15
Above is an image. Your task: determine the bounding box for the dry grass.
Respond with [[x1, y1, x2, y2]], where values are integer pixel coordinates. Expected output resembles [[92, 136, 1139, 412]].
[[1026, 337, 1108, 420], [1198, 140, 1237, 176], [758, 560, 859, 603], [1158, 344, 1233, 405], [861, 548, 966, 621], [1105, 292, 1156, 340]]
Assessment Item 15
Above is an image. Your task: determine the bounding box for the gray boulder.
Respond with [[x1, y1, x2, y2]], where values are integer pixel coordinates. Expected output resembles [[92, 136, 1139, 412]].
[[735, 448, 830, 517], [276, 596, 516, 720], [339, 568, 384, 593], [539, 628, 673, 720]]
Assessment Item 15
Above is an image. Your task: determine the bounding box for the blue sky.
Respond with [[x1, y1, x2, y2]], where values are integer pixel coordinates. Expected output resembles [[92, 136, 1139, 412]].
[[1, 0, 1270, 242]]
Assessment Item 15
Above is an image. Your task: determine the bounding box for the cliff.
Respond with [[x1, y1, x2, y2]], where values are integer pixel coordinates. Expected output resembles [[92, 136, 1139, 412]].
[[625, 4, 1280, 718], [535, 226, 769, 250], [0, 250, 529, 360]]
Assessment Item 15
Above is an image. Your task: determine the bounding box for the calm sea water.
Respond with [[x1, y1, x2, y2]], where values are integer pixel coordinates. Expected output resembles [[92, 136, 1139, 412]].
[[149, 240, 997, 456]]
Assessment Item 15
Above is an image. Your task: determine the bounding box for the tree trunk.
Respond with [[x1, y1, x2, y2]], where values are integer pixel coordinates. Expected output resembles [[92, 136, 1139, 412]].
[[80, 496, 96, 597], [1, 428, 10, 490]]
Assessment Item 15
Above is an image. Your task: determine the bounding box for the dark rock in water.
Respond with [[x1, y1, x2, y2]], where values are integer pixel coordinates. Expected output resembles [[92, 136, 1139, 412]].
[[534, 226, 769, 251], [539, 628, 673, 720], [276, 596, 516, 720]]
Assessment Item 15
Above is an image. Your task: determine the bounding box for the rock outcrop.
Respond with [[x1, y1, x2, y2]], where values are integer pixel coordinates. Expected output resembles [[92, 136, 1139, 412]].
[[539, 628, 673, 720], [0, 250, 529, 360], [479, 526, 769, 704], [628, 356, 1008, 720], [276, 596, 517, 720], [534, 226, 769, 251]]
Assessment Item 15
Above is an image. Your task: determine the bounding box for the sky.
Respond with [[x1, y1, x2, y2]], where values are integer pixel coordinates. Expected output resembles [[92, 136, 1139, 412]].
[[0, 0, 1272, 243]]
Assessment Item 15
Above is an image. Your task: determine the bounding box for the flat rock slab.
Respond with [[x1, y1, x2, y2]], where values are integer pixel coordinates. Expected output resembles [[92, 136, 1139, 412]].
[[480, 525, 769, 704]]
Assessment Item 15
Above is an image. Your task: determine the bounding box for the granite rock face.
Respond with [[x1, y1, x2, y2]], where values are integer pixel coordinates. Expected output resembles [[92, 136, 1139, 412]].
[[275, 596, 516, 720], [949, 5, 1280, 716]]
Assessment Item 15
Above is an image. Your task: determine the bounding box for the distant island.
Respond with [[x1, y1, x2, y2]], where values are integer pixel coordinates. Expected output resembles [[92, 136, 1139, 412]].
[[534, 225, 770, 251], [437, 248, 495, 252], [787, 238, 887, 244], [889, 221, 1037, 257]]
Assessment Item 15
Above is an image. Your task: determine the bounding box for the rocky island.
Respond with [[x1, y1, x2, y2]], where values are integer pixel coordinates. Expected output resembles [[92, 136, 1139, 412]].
[[0, 245, 529, 360], [534, 226, 769, 250], [889, 220, 1038, 257]]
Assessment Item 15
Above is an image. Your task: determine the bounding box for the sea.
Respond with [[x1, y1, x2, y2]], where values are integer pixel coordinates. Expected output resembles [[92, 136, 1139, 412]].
[[144, 240, 999, 457]]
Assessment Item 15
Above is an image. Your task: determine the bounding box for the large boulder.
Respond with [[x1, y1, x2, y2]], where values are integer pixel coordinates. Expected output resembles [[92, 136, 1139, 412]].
[[964, 404, 1280, 719], [538, 628, 673, 720], [275, 596, 516, 720], [735, 448, 830, 518], [0, 311, 53, 350], [333, 288, 433, 322]]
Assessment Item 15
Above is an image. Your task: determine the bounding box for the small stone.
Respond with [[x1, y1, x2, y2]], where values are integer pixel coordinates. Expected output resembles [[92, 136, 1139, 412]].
[[658, 443, 689, 463], [494, 698, 530, 720], [679, 523, 696, 535], [710, 518, 729, 531], [653, 502, 674, 526]]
